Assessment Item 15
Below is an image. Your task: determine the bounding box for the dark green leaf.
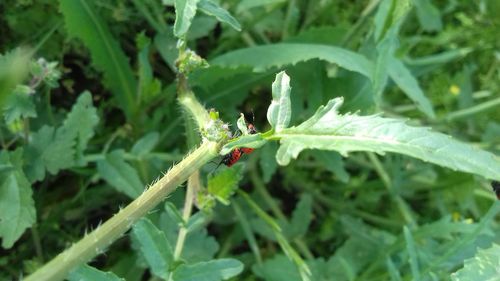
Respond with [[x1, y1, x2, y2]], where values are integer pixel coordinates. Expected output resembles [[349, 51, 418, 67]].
[[24, 92, 98, 182], [60, 0, 137, 118], [288, 194, 313, 239]]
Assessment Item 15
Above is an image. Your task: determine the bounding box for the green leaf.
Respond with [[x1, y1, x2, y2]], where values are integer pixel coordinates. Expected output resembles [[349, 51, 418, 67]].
[[68, 264, 124, 281], [198, 0, 241, 31], [220, 134, 266, 155], [68, 264, 125, 281], [0, 150, 36, 249], [131, 132, 160, 157], [174, 0, 200, 38], [267, 71, 292, 132], [374, 0, 412, 42], [160, 206, 219, 263], [97, 150, 144, 199], [207, 163, 244, 205], [311, 151, 349, 183], [403, 226, 420, 281], [131, 218, 174, 279], [24, 92, 98, 182], [60, 0, 137, 118], [59, 91, 99, 165], [273, 97, 500, 181], [236, 0, 286, 12], [412, 0, 442, 32], [0, 48, 31, 108], [3, 85, 36, 124], [260, 142, 278, 183], [253, 255, 301, 281], [451, 244, 500, 281], [137, 33, 161, 104], [240, 190, 311, 280], [387, 58, 435, 118], [171, 258, 244, 281], [211, 43, 374, 78], [288, 194, 313, 239]]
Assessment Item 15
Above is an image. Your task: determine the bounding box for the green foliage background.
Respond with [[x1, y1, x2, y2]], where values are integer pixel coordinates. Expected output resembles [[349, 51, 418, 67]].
[[0, 0, 499, 280]]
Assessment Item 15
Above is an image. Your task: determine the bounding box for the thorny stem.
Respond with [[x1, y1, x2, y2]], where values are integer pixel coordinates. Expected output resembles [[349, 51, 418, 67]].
[[24, 141, 219, 281]]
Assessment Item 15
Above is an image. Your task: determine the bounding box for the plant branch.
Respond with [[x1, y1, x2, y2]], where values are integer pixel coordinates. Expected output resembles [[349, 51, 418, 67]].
[[25, 141, 219, 281]]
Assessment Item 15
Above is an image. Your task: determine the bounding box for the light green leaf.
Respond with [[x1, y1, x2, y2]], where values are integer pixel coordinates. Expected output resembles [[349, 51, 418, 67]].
[[131, 132, 160, 157], [451, 244, 500, 281], [412, 0, 442, 32], [236, 114, 248, 135], [174, 0, 200, 38], [97, 150, 144, 199], [68, 264, 124, 281], [207, 163, 244, 205], [3, 85, 36, 124], [220, 134, 266, 155], [60, 0, 137, 118], [388, 58, 435, 118], [132, 218, 174, 279], [267, 71, 291, 132], [273, 97, 500, 181], [172, 258, 244, 281], [198, 0, 241, 31], [0, 150, 36, 249], [0, 48, 31, 108], [211, 43, 374, 78]]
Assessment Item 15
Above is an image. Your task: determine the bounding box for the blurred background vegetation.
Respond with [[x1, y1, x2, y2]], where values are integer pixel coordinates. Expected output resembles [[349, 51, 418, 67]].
[[0, 0, 499, 280]]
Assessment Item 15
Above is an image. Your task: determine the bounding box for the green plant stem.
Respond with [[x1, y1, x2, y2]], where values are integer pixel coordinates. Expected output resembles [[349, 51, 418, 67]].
[[31, 224, 44, 261], [249, 167, 314, 260], [172, 172, 198, 260], [341, 0, 381, 47], [25, 141, 219, 281], [445, 97, 500, 121]]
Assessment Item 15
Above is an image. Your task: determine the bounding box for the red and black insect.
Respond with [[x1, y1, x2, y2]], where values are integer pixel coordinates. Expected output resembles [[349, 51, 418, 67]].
[[220, 120, 258, 167], [492, 181, 500, 200]]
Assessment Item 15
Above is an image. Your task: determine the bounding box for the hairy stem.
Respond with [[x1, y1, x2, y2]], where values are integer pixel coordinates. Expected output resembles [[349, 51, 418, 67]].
[[25, 141, 219, 281]]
